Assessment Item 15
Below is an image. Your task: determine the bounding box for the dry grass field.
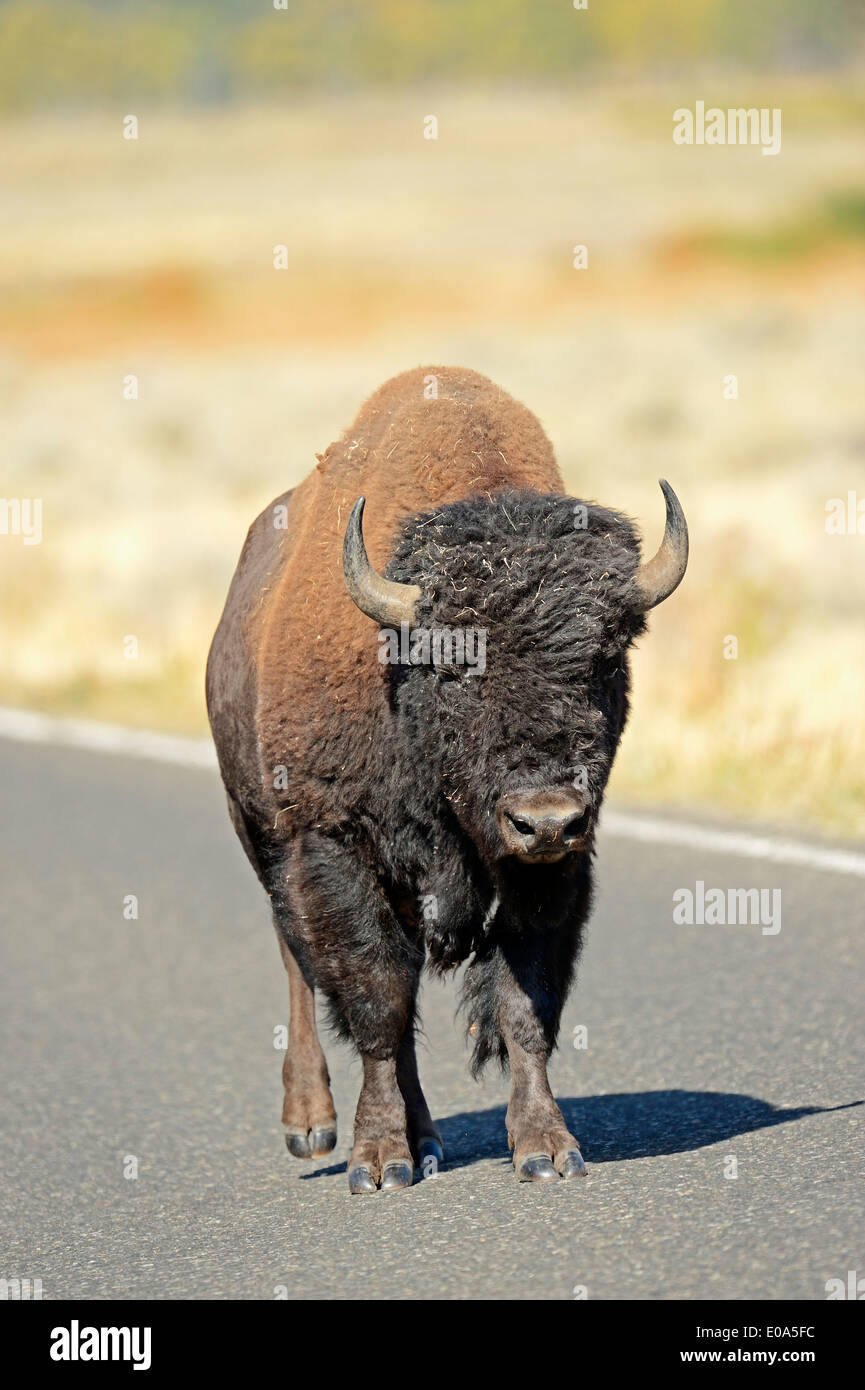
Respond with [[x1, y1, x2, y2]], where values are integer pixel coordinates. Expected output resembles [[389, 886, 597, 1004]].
[[2, 81, 864, 833]]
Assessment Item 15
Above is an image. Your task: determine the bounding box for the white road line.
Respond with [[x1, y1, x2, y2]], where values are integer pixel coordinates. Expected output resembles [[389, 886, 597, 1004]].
[[1, 704, 863, 878], [0, 705, 217, 770], [601, 811, 865, 878]]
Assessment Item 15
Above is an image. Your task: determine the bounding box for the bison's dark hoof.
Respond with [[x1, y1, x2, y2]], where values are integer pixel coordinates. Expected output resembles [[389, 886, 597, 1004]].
[[285, 1122, 337, 1160], [515, 1153, 559, 1183], [380, 1160, 414, 1191], [348, 1164, 378, 1194], [558, 1148, 587, 1179], [416, 1137, 443, 1170], [310, 1126, 338, 1157], [285, 1128, 312, 1159]]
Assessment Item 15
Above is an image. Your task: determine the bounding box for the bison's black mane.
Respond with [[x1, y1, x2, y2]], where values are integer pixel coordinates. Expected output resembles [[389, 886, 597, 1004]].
[[375, 490, 648, 1067], [390, 488, 644, 652]]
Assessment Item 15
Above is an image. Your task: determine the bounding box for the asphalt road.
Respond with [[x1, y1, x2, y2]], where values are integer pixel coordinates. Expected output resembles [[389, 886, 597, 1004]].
[[1, 738, 862, 1301]]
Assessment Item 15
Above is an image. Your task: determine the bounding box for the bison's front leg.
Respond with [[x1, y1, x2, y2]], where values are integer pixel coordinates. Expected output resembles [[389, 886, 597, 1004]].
[[349, 1031, 443, 1189], [466, 929, 587, 1183], [296, 834, 425, 1194], [347, 1056, 415, 1193], [505, 1042, 586, 1183]]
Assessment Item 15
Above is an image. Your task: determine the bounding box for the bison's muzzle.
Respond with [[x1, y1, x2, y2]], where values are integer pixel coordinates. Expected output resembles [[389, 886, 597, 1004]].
[[496, 787, 592, 863]]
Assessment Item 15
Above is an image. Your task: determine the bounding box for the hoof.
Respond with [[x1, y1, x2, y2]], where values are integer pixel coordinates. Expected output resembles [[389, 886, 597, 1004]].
[[558, 1148, 587, 1179], [310, 1126, 338, 1157], [348, 1164, 378, 1194], [284, 1128, 312, 1159], [380, 1160, 413, 1191], [417, 1137, 443, 1169], [515, 1153, 559, 1183]]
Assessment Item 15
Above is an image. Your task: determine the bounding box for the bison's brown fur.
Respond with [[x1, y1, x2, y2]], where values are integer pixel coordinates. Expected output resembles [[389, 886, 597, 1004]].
[[210, 366, 562, 841]]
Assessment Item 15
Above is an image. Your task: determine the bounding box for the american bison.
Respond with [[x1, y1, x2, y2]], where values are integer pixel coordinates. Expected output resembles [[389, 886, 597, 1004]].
[[205, 366, 687, 1191]]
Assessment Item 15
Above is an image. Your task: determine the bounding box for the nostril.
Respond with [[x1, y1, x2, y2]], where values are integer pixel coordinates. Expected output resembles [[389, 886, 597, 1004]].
[[562, 808, 591, 842], [506, 812, 536, 839]]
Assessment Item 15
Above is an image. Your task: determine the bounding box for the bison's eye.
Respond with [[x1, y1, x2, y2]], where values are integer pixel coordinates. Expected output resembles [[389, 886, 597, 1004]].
[[597, 657, 622, 691]]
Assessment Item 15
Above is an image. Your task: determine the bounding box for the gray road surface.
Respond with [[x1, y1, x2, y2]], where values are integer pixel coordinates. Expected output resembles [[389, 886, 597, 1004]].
[[1, 739, 862, 1300]]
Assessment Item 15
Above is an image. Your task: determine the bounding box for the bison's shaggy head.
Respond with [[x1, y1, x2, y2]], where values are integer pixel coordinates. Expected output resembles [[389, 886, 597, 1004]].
[[343, 485, 686, 875]]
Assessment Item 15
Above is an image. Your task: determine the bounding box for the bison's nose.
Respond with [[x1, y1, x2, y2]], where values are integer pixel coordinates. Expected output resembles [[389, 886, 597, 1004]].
[[495, 787, 592, 863]]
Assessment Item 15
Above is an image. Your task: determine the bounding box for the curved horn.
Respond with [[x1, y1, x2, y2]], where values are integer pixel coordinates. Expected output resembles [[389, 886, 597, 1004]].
[[342, 496, 421, 628], [633, 479, 689, 611]]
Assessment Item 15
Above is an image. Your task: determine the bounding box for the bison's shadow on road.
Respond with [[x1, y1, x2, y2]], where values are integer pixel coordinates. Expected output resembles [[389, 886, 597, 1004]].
[[434, 1090, 861, 1168], [297, 1091, 861, 1177]]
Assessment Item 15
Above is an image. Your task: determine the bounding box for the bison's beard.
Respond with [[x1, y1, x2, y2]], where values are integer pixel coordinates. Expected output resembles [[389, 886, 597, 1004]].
[[421, 811, 593, 976]]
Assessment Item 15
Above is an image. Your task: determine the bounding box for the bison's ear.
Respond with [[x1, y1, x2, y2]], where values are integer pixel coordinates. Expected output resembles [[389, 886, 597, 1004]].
[[633, 479, 688, 611], [342, 497, 421, 628]]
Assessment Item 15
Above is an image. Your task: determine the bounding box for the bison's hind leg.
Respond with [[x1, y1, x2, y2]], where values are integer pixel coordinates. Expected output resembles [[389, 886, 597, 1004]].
[[277, 935, 338, 1160], [221, 795, 338, 1157], [226, 799, 338, 1162]]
